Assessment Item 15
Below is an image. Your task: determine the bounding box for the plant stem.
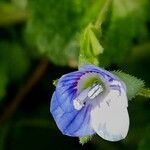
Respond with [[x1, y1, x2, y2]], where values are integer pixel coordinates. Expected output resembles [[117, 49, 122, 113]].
[[95, 0, 112, 29], [138, 88, 150, 98]]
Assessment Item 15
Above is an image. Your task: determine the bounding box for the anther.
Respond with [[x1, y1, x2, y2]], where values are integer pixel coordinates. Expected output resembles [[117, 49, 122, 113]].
[[88, 84, 103, 99]]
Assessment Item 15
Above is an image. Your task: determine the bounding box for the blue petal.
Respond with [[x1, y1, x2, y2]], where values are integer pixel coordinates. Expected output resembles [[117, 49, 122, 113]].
[[55, 71, 84, 112], [79, 65, 117, 82], [110, 84, 121, 93], [55, 87, 76, 112], [50, 91, 95, 137]]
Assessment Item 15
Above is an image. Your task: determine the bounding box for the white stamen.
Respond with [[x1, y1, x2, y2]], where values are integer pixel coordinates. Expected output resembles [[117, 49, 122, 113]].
[[88, 84, 103, 99], [73, 87, 90, 110], [73, 100, 84, 110], [73, 84, 104, 110]]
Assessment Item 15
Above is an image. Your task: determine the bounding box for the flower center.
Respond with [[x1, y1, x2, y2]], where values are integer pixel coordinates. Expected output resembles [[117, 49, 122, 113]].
[[73, 83, 104, 110]]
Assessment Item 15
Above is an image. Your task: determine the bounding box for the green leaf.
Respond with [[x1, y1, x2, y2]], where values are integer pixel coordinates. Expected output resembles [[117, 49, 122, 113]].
[[79, 135, 94, 145], [89, 28, 104, 56], [113, 71, 145, 100]]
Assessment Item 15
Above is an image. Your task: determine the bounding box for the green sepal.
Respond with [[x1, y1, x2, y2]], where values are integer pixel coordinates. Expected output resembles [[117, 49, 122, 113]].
[[53, 79, 58, 87], [79, 135, 94, 145]]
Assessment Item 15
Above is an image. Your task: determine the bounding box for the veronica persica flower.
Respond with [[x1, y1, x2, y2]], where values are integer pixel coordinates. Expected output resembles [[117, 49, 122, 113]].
[[50, 65, 129, 141]]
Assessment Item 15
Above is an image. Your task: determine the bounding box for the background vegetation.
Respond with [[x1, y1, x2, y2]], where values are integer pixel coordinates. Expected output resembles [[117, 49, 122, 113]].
[[0, 0, 150, 149]]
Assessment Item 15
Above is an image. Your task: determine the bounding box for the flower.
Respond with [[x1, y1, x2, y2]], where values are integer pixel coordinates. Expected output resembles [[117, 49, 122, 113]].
[[50, 65, 129, 141]]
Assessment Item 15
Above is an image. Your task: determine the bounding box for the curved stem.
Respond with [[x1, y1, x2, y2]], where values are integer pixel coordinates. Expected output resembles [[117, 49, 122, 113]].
[[95, 0, 112, 29], [138, 88, 150, 98]]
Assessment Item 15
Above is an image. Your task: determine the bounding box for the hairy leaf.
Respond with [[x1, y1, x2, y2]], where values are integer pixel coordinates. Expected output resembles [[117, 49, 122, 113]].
[[113, 71, 145, 100]]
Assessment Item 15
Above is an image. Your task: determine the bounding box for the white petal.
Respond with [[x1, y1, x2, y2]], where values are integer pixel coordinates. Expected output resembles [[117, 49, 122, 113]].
[[109, 80, 128, 107], [90, 90, 129, 141], [109, 89, 128, 107]]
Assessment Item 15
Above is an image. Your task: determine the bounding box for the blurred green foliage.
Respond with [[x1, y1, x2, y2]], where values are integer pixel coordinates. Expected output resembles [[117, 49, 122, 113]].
[[101, 0, 150, 66], [0, 42, 30, 100], [0, 0, 150, 150]]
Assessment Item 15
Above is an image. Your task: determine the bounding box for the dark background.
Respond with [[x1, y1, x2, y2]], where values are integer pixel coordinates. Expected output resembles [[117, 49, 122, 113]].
[[0, 0, 150, 150]]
